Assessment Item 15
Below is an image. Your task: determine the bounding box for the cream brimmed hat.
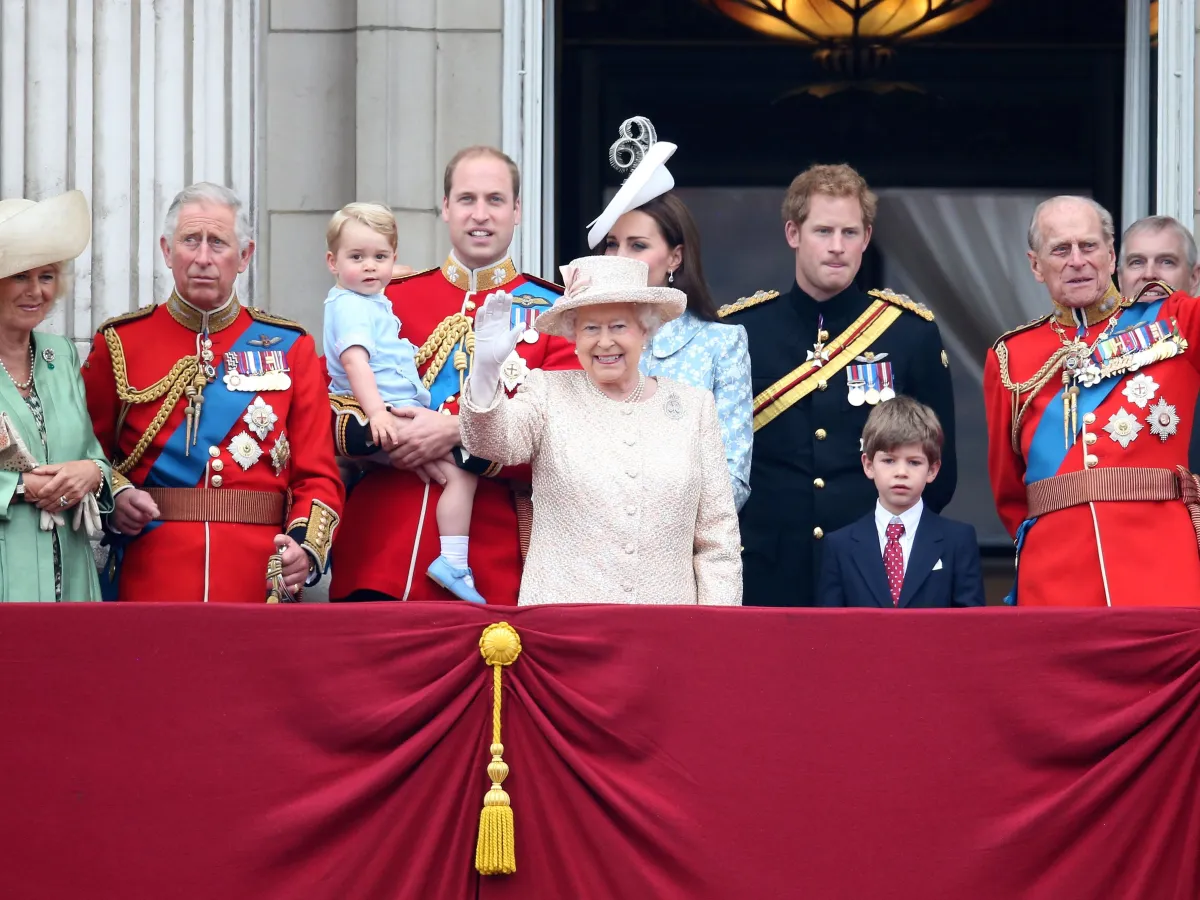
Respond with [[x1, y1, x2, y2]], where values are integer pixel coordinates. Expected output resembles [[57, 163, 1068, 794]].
[[0, 190, 91, 281], [534, 255, 686, 338], [586, 116, 676, 250]]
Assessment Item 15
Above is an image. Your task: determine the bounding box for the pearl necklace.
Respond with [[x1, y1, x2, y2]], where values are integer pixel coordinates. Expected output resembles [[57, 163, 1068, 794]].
[[0, 342, 34, 391], [587, 372, 645, 404]]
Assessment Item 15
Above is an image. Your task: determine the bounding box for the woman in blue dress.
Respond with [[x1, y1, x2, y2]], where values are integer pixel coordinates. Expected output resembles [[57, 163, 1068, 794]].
[[587, 119, 752, 508]]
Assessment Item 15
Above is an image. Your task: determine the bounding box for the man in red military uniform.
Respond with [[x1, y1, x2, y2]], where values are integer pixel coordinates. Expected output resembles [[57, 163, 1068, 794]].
[[985, 195, 1200, 606], [83, 183, 344, 603], [330, 146, 578, 603]]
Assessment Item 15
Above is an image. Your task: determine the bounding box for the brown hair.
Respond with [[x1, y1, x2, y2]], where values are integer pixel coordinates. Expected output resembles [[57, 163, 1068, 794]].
[[443, 146, 521, 201], [781, 163, 877, 230], [861, 395, 943, 465], [626, 192, 720, 322], [326, 202, 398, 253]]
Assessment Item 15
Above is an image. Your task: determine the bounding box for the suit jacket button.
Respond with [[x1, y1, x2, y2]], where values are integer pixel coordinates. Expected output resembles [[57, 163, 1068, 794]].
[[817, 380, 828, 391], [813, 477, 825, 489], [815, 428, 827, 440], [813, 527, 824, 539]]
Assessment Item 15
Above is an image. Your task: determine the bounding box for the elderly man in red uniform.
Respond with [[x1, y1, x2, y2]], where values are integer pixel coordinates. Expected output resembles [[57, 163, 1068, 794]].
[[985, 195, 1200, 606], [330, 146, 577, 603], [83, 183, 344, 602]]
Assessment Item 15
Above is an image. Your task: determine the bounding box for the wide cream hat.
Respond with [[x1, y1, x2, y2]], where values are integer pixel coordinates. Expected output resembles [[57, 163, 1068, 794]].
[[586, 116, 677, 250], [533, 255, 686, 338], [0, 190, 91, 281]]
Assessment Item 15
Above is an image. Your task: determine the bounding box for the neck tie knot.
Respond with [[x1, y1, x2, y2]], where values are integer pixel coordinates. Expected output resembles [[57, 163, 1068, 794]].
[[886, 521, 905, 541]]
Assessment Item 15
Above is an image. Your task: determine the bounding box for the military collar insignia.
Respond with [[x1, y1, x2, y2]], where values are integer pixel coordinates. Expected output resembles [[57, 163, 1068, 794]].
[[440, 253, 518, 292], [1051, 283, 1127, 328], [166, 290, 241, 334]]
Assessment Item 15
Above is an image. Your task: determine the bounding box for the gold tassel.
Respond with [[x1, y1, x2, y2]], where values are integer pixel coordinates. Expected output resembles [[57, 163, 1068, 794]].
[[475, 622, 522, 876]]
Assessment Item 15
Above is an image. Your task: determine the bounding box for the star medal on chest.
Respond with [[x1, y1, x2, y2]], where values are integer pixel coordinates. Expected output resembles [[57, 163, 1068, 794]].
[[807, 315, 830, 368], [228, 431, 264, 471], [243, 396, 278, 440], [223, 348, 291, 392]]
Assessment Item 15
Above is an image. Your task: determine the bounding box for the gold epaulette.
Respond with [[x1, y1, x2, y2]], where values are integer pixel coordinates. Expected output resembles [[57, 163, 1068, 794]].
[[869, 288, 934, 322], [98, 304, 156, 332], [718, 290, 779, 318], [389, 266, 438, 285], [247, 307, 307, 335], [991, 313, 1052, 350]]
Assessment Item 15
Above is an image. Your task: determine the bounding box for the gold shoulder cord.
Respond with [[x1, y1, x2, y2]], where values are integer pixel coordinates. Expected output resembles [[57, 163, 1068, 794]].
[[995, 339, 1071, 453], [104, 327, 200, 475], [415, 313, 473, 390]]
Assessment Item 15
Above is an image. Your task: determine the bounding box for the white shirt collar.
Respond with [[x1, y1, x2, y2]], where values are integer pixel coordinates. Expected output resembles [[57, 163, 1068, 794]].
[[874, 497, 924, 538]]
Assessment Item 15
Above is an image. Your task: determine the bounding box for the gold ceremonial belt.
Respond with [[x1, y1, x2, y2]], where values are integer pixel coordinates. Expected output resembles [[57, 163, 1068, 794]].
[[144, 487, 284, 526]]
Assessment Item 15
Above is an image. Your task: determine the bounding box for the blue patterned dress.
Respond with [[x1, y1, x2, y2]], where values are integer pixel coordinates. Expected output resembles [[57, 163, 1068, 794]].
[[640, 310, 753, 509]]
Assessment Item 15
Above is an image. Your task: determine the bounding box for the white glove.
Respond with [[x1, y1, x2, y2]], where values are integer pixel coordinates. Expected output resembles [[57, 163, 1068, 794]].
[[467, 291, 524, 403]]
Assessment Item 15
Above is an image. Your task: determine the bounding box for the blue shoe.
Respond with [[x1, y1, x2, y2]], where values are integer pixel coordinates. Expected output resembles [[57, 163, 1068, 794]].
[[426, 556, 488, 604]]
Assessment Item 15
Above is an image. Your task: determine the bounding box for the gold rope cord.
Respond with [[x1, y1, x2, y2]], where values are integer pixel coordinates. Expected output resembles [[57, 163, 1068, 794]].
[[994, 341, 1071, 453], [415, 314, 472, 389], [104, 328, 200, 475]]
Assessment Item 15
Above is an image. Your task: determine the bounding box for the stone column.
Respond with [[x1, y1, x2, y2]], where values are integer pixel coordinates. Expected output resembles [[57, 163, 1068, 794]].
[[1157, 0, 1195, 225], [0, 0, 261, 346]]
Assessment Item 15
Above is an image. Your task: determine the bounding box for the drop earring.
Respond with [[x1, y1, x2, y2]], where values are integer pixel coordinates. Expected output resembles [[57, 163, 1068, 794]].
[[668, 270, 675, 285]]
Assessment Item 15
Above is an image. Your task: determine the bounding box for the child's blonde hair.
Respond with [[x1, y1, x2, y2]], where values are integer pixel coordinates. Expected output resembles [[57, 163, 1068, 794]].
[[326, 202, 398, 253], [861, 396, 943, 465]]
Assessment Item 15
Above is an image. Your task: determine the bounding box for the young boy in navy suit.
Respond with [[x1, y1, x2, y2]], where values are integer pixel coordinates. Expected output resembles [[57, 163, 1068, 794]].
[[817, 396, 985, 608]]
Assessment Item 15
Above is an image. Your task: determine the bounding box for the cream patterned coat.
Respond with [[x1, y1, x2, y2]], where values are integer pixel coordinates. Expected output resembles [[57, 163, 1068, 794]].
[[460, 369, 743, 606]]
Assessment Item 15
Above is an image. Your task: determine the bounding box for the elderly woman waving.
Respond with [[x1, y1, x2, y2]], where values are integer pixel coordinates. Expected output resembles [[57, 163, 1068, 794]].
[[0, 191, 111, 601], [460, 255, 741, 606]]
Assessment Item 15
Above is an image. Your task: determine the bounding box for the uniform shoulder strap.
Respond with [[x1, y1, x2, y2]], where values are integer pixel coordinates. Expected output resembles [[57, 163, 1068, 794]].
[[98, 304, 156, 332], [868, 288, 934, 322], [991, 314, 1051, 350], [247, 306, 308, 335], [388, 266, 438, 285], [717, 289, 780, 318]]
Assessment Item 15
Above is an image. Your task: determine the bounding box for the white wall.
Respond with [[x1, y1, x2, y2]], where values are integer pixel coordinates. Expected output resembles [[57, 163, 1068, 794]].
[[0, 0, 260, 344]]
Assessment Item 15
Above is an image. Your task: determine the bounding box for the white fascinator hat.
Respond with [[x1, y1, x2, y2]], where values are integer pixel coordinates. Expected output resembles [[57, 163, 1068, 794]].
[[585, 116, 677, 250]]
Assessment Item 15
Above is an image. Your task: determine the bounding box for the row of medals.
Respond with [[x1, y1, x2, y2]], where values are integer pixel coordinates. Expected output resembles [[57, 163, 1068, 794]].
[[812, 326, 895, 408]]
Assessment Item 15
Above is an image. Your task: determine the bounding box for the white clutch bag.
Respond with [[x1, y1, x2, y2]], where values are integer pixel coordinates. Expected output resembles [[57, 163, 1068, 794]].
[[0, 411, 104, 539]]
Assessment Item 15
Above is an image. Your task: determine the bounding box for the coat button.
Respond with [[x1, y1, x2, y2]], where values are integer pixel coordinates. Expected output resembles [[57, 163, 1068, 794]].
[[211, 460, 224, 472], [1083, 412, 1097, 425], [621, 407, 633, 416], [1084, 454, 1099, 468], [1084, 433, 1097, 446], [814, 477, 825, 489], [465, 300, 476, 311], [817, 380, 828, 391], [208, 446, 220, 458], [813, 527, 824, 539], [626, 505, 636, 515], [815, 428, 827, 440], [624, 436, 636, 446], [625, 543, 636, 554], [211, 475, 224, 488], [624, 584, 634, 592], [627, 469, 638, 478]]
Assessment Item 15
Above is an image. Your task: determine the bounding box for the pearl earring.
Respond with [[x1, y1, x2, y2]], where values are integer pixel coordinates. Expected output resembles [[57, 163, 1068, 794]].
[[668, 270, 675, 285]]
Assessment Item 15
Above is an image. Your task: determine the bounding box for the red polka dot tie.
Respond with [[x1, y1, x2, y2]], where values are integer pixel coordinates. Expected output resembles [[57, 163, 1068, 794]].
[[885, 520, 905, 607]]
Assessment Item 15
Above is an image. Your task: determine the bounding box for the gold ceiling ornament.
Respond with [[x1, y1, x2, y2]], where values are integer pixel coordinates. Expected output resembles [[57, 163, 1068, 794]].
[[699, 0, 993, 66]]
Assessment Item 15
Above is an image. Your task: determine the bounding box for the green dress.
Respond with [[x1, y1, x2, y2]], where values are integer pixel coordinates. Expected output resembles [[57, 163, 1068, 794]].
[[0, 333, 113, 601]]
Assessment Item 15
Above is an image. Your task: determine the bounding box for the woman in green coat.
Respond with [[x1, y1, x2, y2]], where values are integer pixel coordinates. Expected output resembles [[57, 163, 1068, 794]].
[[0, 190, 112, 601]]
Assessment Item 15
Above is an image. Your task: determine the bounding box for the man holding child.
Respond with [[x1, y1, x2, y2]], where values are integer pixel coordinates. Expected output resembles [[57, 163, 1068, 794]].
[[330, 146, 577, 604]]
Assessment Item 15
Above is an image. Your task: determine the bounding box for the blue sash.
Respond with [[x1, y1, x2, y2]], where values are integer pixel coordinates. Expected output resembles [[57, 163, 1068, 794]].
[[100, 319, 300, 599], [426, 279, 562, 410], [1006, 298, 1165, 604]]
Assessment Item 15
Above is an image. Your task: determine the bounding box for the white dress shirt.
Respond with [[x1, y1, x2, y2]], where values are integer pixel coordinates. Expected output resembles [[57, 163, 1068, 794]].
[[874, 499, 924, 575]]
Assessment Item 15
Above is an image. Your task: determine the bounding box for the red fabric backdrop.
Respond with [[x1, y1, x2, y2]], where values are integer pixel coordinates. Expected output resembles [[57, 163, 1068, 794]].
[[2, 604, 1198, 899]]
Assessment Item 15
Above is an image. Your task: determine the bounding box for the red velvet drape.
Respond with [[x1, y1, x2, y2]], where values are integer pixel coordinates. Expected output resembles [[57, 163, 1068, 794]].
[[2, 605, 1198, 899]]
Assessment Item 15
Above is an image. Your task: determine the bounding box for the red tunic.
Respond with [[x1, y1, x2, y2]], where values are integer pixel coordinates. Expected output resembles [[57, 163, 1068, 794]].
[[984, 289, 1200, 606], [330, 255, 579, 604], [82, 294, 345, 603]]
